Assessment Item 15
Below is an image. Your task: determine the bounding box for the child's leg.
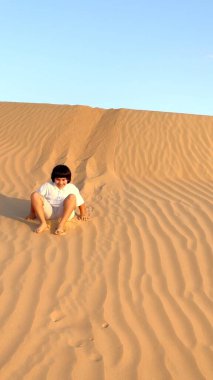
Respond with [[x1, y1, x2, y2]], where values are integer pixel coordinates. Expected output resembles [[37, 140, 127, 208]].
[[26, 202, 36, 220], [30, 192, 49, 233], [55, 195, 76, 234]]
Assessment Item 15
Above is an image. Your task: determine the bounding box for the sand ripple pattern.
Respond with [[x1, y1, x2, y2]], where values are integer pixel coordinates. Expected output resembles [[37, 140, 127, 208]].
[[0, 103, 213, 380]]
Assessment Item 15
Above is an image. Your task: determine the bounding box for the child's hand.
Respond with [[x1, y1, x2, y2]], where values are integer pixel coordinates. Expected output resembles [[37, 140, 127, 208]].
[[78, 214, 89, 221]]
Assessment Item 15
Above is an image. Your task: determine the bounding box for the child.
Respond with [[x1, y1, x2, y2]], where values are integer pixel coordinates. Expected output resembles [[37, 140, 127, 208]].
[[26, 164, 88, 234]]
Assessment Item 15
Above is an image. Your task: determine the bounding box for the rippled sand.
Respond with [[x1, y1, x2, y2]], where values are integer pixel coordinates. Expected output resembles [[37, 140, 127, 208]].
[[0, 102, 213, 380]]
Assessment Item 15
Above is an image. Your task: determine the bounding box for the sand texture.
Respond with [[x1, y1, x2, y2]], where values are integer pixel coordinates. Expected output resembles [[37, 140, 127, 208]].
[[0, 102, 213, 380]]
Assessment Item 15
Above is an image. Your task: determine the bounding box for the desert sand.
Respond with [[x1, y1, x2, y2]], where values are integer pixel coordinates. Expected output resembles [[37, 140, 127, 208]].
[[0, 101, 212, 380]]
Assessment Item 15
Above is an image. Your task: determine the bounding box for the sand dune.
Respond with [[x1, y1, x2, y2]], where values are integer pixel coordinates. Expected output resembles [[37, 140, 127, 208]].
[[0, 102, 213, 380]]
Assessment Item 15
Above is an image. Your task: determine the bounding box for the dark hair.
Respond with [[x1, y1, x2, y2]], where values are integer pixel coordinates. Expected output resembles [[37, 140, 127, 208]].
[[51, 165, 71, 183]]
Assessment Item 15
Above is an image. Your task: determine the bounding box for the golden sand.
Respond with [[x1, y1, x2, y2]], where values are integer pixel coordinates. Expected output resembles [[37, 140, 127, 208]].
[[0, 102, 212, 379]]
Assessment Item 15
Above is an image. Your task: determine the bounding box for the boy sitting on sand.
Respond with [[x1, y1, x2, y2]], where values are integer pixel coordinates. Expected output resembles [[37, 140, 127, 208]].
[[26, 164, 88, 235]]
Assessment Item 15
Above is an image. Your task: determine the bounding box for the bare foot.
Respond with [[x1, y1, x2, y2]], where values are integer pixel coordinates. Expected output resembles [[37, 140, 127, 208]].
[[35, 223, 49, 233]]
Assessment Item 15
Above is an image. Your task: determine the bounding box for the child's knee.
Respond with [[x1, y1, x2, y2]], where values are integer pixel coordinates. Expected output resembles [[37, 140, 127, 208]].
[[31, 191, 37, 198], [65, 194, 76, 206], [31, 192, 42, 201]]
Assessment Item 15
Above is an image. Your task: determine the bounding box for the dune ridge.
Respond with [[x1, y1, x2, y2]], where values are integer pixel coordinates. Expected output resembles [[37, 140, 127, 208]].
[[0, 102, 213, 380]]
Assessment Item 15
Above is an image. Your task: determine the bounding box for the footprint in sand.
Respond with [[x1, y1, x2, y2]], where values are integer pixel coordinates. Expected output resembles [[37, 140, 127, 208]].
[[49, 303, 102, 362]]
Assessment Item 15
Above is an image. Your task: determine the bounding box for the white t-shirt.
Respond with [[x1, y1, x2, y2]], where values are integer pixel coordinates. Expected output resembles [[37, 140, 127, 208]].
[[37, 181, 84, 208]]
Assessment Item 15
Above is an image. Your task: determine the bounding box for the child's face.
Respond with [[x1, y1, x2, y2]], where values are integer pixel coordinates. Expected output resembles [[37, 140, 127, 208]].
[[54, 177, 68, 189]]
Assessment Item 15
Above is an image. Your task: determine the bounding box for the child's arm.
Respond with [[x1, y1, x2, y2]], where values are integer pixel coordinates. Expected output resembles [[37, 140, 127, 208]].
[[78, 203, 89, 221]]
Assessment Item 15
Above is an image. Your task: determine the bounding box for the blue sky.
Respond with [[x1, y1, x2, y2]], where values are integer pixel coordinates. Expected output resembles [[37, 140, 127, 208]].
[[0, 0, 212, 115]]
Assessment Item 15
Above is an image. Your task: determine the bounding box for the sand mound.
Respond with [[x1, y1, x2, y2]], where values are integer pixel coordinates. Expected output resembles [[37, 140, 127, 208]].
[[0, 102, 213, 380]]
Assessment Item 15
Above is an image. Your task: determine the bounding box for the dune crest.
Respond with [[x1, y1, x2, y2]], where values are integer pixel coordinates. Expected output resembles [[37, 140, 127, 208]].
[[0, 102, 213, 380]]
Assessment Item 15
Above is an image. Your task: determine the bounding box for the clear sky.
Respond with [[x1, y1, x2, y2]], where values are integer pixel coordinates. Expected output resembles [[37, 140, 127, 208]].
[[0, 0, 212, 115]]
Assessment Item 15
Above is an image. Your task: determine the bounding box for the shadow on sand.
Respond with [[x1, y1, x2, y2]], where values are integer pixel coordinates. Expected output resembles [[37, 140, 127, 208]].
[[0, 193, 35, 232]]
